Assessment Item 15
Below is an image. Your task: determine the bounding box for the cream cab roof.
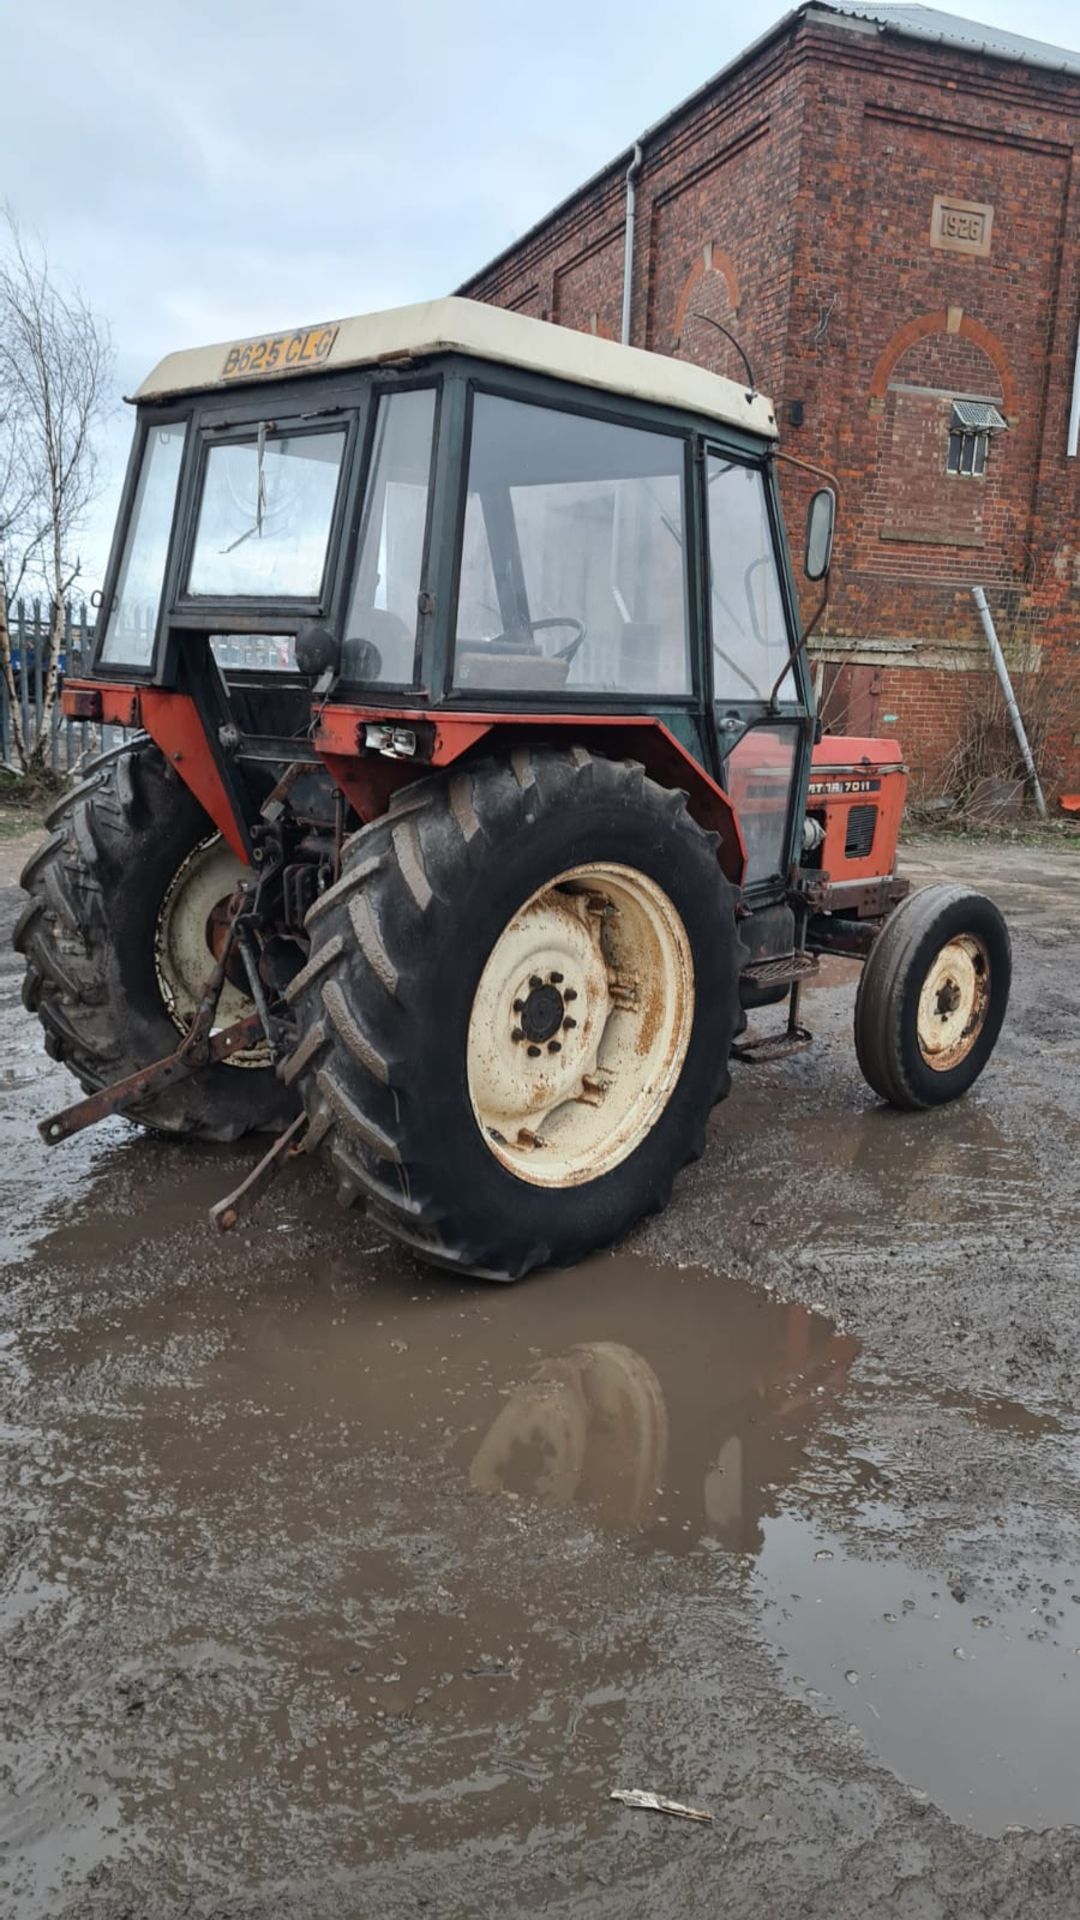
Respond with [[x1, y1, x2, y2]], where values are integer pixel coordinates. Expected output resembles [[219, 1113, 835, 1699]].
[[134, 296, 778, 440]]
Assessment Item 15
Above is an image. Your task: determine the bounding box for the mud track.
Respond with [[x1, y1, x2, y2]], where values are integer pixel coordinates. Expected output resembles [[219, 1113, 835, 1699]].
[[2, 835, 1080, 1918]]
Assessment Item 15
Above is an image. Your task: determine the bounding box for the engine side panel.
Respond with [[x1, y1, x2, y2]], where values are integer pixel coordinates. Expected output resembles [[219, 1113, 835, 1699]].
[[807, 735, 907, 885]]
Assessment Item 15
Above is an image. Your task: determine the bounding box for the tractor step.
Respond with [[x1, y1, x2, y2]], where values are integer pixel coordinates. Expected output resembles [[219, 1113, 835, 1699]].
[[731, 1021, 813, 1065], [739, 950, 820, 991], [731, 963, 814, 1066]]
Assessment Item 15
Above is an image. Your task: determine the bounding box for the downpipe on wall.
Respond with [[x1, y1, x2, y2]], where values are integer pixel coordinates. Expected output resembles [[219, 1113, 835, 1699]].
[[621, 143, 643, 345], [971, 585, 1048, 817]]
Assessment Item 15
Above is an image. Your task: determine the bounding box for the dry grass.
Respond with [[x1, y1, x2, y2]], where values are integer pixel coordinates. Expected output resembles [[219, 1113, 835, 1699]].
[[938, 642, 1070, 815]]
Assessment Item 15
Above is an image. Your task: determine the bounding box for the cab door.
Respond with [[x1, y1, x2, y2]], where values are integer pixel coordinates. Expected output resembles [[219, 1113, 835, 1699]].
[[702, 450, 810, 894]]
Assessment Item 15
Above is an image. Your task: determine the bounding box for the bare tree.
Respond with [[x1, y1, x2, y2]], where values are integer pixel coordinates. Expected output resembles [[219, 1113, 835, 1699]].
[[0, 209, 112, 773]]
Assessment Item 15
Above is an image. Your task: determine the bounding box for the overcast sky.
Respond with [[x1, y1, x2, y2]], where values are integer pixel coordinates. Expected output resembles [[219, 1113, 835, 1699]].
[[5, 0, 1080, 588]]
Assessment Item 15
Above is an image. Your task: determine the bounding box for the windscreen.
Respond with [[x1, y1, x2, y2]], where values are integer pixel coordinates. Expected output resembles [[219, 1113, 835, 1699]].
[[188, 426, 346, 599]]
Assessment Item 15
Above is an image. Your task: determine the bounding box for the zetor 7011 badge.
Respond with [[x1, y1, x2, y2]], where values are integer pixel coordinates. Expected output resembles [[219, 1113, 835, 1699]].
[[17, 298, 1010, 1279]]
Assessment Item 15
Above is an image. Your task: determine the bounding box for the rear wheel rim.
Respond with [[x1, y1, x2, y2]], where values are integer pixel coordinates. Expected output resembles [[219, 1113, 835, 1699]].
[[155, 836, 265, 1066], [915, 932, 991, 1071], [466, 862, 695, 1187]]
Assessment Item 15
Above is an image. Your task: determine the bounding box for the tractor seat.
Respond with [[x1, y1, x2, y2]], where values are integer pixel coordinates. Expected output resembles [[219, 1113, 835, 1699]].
[[455, 647, 570, 692]]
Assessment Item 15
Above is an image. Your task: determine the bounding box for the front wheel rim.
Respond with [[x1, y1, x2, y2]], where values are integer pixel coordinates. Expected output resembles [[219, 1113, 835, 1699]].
[[466, 862, 695, 1188], [916, 932, 991, 1071]]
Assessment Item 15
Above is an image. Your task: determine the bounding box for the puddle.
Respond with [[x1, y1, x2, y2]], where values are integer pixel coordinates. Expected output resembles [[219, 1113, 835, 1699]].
[[4, 931, 1080, 1882], [0, 942, 122, 1266], [759, 1524, 1080, 1835], [7, 1179, 1077, 1862]]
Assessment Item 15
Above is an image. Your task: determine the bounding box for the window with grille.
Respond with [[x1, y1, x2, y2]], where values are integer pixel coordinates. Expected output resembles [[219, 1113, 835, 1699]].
[[946, 399, 1006, 478]]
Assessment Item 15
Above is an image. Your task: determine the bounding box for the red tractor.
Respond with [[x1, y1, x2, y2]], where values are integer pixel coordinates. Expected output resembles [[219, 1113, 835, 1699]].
[[16, 299, 1010, 1278]]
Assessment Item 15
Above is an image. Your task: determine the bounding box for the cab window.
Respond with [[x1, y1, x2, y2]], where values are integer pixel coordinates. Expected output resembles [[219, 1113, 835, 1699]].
[[724, 724, 798, 884], [707, 458, 793, 702], [453, 393, 691, 697], [341, 387, 436, 687], [187, 425, 346, 600], [100, 423, 187, 665]]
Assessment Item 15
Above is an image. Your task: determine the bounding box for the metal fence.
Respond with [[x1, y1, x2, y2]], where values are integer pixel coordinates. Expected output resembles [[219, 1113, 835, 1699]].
[[1, 602, 295, 774], [1, 599, 138, 774]]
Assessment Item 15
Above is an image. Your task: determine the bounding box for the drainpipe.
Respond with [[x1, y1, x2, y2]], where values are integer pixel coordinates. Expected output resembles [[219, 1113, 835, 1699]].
[[1068, 317, 1080, 457], [621, 143, 643, 345], [971, 586, 1048, 817]]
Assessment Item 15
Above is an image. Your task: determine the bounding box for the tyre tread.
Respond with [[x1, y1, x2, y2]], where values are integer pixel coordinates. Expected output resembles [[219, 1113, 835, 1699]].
[[284, 750, 742, 1279], [15, 738, 294, 1141]]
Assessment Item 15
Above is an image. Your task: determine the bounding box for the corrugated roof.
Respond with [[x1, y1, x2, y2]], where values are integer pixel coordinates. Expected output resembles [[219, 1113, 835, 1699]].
[[814, 3, 1080, 75]]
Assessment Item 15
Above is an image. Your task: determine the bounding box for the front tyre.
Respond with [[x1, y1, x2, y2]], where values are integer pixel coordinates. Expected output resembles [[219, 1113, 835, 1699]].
[[854, 882, 1011, 1109], [284, 749, 743, 1279]]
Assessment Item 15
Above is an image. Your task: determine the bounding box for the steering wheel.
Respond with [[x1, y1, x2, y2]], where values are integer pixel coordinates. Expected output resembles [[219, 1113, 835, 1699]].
[[461, 616, 587, 665]]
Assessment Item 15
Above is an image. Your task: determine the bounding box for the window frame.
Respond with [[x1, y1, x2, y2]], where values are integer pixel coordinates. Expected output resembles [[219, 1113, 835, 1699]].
[[946, 426, 988, 478], [722, 719, 803, 889], [700, 445, 806, 714], [703, 449, 801, 710], [337, 377, 442, 694], [443, 375, 700, 708], [92, 405, 192, 675], [175, 412, 356, 615], [698, 442, 811, 898]]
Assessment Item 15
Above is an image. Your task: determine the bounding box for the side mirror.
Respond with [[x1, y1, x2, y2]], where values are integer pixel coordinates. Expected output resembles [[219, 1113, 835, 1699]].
[[804, 487, 835, 581]]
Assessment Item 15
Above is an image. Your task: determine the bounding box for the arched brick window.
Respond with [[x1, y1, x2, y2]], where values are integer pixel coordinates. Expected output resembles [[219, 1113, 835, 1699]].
[[863, 314, 1014, 564], [671, 245, 743, 379]]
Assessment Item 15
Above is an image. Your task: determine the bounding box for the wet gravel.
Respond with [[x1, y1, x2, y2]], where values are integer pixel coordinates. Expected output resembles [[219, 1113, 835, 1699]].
[[2, 832, 1080, 1917]]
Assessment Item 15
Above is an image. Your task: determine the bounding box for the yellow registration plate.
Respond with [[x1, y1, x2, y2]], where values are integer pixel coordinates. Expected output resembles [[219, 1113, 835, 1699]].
[[221, 323, 339, 381]]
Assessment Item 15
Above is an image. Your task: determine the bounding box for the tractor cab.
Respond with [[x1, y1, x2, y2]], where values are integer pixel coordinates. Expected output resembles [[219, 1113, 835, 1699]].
[[29, 298, 1009, 1281], [85, 298, 829, 901]]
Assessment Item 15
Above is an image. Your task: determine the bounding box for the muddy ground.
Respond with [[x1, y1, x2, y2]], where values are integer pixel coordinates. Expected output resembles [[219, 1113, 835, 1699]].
[[2, 829, 1080, 1918]]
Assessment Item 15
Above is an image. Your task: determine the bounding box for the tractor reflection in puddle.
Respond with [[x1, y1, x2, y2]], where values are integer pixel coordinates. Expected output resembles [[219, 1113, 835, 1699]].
[[468, 1301, 859, 1553]]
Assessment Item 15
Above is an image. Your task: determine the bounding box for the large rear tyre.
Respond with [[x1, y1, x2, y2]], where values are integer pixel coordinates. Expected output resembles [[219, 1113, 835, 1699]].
[[854, 882, 1010, 1110], [283, 749, 744, 1279], [14, 739, 297, 1141]]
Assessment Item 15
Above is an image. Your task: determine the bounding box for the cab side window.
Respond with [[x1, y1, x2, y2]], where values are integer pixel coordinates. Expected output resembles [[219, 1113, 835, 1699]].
[[342, 387, 436, 687], [707, 459, 793, 702], [452, 392, 692, 697]]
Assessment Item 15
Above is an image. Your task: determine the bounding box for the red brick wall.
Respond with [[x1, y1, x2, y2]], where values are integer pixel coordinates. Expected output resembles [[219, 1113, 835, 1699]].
[[461, 11, 1080, 796]]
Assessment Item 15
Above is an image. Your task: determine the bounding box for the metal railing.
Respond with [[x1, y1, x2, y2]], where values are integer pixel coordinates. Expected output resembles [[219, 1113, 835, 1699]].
[[0, 600, 136, 773], [1, 603, 296, 774]]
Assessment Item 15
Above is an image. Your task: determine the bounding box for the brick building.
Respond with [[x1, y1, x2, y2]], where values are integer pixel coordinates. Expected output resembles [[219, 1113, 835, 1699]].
[[459, 2, 1080, 796]]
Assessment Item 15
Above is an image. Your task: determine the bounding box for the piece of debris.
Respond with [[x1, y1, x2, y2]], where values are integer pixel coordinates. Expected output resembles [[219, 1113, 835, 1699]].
[[610, 1789, 713, 1823]]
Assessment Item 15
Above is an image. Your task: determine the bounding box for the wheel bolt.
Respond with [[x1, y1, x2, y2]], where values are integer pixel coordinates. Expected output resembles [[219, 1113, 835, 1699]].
[[563, 1017, 576, 1031], [549, 971, 564, 984], [527, 1044, 541, 1058], [529, 975, 542, 990], [513, 999, 525, 1013], [548, 1040, 561, 1054], [564, 987, 578, 1002], [511, 1027, 524, 1042]]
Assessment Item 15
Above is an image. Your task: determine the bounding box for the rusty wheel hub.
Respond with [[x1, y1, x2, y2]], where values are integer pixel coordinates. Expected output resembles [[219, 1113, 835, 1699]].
[[155, 836, 266, 1067], [916, 933, 991, 1072], [467, 863, 695, 1188]]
